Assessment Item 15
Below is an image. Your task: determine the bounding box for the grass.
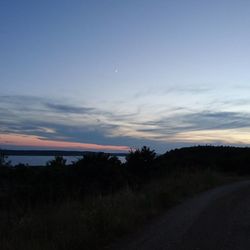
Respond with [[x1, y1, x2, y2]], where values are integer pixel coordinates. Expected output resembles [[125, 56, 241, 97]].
[[0, 170, 243, 250]]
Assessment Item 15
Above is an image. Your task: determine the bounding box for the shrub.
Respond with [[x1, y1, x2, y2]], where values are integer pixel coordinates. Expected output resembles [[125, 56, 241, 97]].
[[125, 146, 156, 181]]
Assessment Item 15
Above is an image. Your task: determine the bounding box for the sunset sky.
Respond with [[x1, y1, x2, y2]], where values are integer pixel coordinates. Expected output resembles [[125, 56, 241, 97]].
[[1, 0, 250, 153]]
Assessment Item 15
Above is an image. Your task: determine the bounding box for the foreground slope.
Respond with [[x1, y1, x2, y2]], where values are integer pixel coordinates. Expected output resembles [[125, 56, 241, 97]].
[[115, 180, 250, 250]]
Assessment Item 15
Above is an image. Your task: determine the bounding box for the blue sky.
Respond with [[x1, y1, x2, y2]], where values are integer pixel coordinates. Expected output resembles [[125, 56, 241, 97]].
[[1, 0, 250, 152]]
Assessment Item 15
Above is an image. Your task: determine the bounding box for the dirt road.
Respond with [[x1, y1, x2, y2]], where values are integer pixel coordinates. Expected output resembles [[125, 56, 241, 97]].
[[116, 180, 250, 250]]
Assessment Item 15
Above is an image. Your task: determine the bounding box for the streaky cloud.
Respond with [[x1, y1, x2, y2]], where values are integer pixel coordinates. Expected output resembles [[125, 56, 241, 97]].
[[0, 133, 129, 152], [2, 95, 250, 151], [46, 103, 94, 114]]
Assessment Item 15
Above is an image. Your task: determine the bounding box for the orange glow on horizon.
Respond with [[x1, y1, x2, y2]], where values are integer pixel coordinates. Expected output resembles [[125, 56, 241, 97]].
[[169, 128, 250, 144], [0, 133, 129, 152]]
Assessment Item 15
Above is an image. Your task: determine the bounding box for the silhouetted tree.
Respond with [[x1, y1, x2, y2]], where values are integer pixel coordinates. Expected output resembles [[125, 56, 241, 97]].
[[126, 146, 156, 180], [73, 153, 125, 193], [46, 156, 66, 168], [0, 152, 10, 167]]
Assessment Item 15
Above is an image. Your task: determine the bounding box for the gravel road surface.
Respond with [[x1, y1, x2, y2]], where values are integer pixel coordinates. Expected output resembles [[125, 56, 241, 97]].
[[115, 180, 250, 250]]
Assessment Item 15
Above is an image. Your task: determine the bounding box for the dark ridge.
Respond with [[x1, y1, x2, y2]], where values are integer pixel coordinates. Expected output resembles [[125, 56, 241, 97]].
[[0, 149, 128, 157]]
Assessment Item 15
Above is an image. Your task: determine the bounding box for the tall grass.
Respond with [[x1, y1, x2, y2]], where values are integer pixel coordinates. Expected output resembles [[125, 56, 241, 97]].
[[0, 170, 228, 250]]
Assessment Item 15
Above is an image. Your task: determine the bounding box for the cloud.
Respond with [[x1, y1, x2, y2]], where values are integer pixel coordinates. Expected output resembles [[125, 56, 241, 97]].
[[2, 95, 250, 152], [164, 85, 212, 94], [0, 95, 136, 149], [45, 103, 94, 114], [171, 128, 250, 145], [107, 110, 250, 145], [0, 133, 129, 152], [133, 85, 212, 99], [141, 111, 250, 134], [178, 111, 250, 130]]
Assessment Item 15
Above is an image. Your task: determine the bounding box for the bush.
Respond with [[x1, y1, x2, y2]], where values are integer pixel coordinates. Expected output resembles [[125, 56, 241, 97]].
[[73, 153, 126, 194], [46, 156, 66, 168], [125, 146, 156, 181]]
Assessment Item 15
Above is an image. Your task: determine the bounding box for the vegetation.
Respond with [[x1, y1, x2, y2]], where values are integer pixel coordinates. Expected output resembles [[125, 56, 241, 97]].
[[0, 152, 10, 167], [0, 145, 249, 249]]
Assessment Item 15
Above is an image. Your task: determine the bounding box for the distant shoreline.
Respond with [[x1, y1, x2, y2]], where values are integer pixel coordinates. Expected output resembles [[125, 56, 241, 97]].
[[0, 149, 128, 157]]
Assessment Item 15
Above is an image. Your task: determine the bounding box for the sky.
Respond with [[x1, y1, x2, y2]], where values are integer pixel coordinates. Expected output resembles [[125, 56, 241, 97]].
[[1, 0, 250, 153]]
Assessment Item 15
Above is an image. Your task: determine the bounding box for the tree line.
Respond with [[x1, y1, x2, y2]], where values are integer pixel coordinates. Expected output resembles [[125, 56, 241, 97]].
[[0, 145, 250, 209]]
